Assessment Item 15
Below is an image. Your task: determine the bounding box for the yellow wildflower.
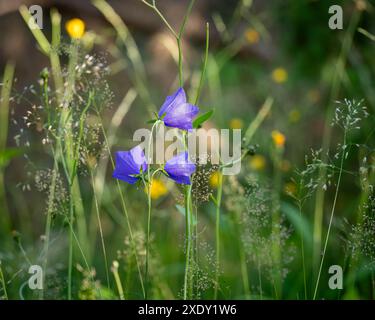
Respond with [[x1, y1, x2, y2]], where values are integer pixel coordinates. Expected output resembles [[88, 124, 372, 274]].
[[271, 130, 286, 148], [147, 179, 168, 200], [245, 28, 260, 44], [272, 67, 288, 84], [209, 171, 221, 188], [65, 18, 85, 39], [229, 118, 244, 129], [249, 155, 266, 171]]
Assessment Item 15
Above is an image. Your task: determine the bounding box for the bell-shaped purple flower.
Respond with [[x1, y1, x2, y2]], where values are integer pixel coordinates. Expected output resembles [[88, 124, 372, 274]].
[[158, 87, 199, 130], [113, 145, 148, 184], [164, 151, 196, 185]]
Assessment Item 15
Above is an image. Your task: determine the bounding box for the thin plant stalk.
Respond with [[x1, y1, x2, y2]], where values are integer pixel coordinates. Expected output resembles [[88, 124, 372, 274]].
[[217, 98, 273, 298], [66, 219, 102, 298], [271, 147, 283, 299], [90, 169, 110, 290], [298, 201, 308, 300], [92, 0, 154, 116], [313, 131, 347, 299], [89, 89, 136, 258], [63, 42, 90, 298], [98, 113, 146, 298], [141, 0, 198, 300], [194, 23, 210, 105], [233, 210, 251, 299], [144, 121, 161, 299], [258, 262, 263, 300], [112, 261, 125, 300], [145, 182, 152, 299], [0, 62, 15, 235], [50, 9, 64, 102], [0, 262, 8, 300], [183, 184, 193, 300], [141, 0, 196, 88], [312, 11, 361, 273], [214, 170, 223, 299], [239, 242, 250, 299], [42, 146, 59, 299]]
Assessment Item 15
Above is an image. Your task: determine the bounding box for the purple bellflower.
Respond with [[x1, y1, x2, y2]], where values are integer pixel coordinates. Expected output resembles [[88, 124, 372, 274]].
[[164, 151, 196, 185], [113, 145, 148, 184], [158, 87, 199, 130]]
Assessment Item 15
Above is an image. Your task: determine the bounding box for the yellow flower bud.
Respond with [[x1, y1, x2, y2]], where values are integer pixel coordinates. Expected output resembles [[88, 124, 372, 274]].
[[249, 155, 266, 171], [209, 171, 222, 188], [271, 130, 286, 148], [271, 67, 288, 84], [146, 179, 168, 200], [245, 28, 260, 44], [66, 18, 85, 39], [229, 118, 244, 129]]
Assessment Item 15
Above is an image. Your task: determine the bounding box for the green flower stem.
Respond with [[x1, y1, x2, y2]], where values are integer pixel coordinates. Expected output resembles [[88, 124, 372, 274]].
[[194, 23, 210, 105], [145, 181, 152, 300], [183, 184, 193, 300], [214, 169, 223, 299], [144, 120, 160, 299], [98, 114, 146, 298], [141, 0, 196, 88]]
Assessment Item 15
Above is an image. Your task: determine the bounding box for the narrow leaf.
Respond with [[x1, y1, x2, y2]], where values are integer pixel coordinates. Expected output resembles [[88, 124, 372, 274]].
[[193, 109, 214, 128]]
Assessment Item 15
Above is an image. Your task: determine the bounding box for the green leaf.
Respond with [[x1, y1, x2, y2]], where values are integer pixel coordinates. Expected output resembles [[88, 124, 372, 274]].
[[146, 119, 158, 124], [281, 201, 312, 249], [193, 109, 214, 128], [0, 148, 23, 168]]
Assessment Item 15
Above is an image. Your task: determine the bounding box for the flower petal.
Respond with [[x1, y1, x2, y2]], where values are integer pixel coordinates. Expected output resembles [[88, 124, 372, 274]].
[[112, 171, 139, 184], [165, 152, 196, 185], [163, 103, 199, 130], [167, 173, 192, 185], [112, 145, 148, 184], [129, 145, 148, 172], [158, 87, 186, 118]]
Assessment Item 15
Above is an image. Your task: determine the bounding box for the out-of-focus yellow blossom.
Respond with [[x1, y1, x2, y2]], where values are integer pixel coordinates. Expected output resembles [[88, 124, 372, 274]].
[[271, 130, 286, 148], [271, 67, 288, 84], [355, 0, 367, 11], [146, 179, 168, 200], [66, 18, 85, 39], [209, 171, 222, 188], [284, 182, 297, 196], [245, 28, 260, 44], [289, 109, 301, 123], [229, 118, 244, 129], [249, 155, 266, 171]]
